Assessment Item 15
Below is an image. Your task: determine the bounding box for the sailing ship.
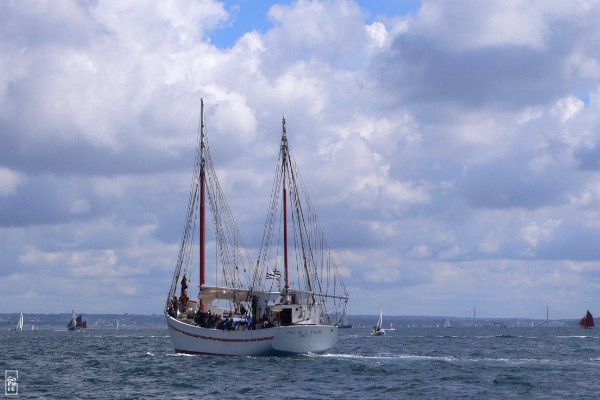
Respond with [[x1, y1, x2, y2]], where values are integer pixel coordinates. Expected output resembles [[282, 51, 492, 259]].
[[12, 311, 23, 331], [67, 310, 87, 331], [444, 319, 452, 328], [579, 309, 594, 329], [165, 101, 349, 356], [372, 307, 385, 336], [67, 310, 76, 331]]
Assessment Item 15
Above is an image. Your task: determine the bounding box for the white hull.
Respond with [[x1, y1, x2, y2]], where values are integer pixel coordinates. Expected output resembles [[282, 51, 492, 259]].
[[166, 315, 337, 356], [271, 325, 337, 354]]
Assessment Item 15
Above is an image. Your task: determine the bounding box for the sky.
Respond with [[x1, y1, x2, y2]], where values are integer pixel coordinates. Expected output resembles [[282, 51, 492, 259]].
[[2, 0, 600, 319]]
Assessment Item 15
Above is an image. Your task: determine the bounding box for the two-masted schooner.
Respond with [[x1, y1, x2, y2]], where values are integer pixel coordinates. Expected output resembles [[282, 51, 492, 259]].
[[67, 309, 87, 331], [165, 100, 349, 356]]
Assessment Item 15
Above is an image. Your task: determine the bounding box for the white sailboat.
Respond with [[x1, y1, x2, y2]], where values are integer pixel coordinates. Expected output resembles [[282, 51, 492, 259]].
[[67, 309, 87, 331], [372, 307, 385, 336], [444, 319, 452, 328], [67, 309, 76, 331], [15, 311, 23, 331], [165, 101, 349, 356], [116, 319, 119, 330]]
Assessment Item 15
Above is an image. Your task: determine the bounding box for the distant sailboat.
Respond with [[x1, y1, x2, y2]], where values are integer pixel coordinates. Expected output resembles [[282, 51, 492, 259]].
[[579, 310, 594, 329], [444, 319, 452, 328], [67, 310, 76, 331], [372, 307, 385, 336], [67, 310, 87, 331], [116, 319, 119, 330], [14, 311, 23, 331], [76, 315, 88, 331]]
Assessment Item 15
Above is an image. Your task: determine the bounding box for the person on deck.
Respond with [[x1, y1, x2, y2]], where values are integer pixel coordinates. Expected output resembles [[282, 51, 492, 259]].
[[167, 303, 177, 318], [179, 289, 189, 312], [181, 273, 188, 296], [172, 296, 179, 317]]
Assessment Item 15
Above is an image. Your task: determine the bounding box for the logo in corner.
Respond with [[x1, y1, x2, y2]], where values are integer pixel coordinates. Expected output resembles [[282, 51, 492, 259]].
[[5, 370, 18, 396]]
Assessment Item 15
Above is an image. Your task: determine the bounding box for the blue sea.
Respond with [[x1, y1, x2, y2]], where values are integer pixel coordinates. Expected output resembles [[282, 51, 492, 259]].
[[2, 323, 600, 399]]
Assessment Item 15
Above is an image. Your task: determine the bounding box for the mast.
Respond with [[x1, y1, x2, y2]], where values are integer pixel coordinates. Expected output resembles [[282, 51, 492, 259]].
[[281, 117, 290, 302], [199, 99, 206, 311]]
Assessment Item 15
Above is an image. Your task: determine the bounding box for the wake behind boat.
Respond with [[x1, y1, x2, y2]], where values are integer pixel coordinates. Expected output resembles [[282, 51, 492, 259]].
[[165, 101, 349, 356]]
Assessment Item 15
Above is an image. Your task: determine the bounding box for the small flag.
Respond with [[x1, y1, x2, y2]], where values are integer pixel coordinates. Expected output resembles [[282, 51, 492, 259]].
[[266, 268, 282, 279]]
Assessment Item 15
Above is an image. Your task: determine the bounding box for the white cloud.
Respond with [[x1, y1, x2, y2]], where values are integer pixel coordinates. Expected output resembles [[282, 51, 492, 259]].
[[520, 219, 562, 249], [409, 244, 432, 259], [69, 199, 90, 215], [413, 1, 591, 51], [365, 21, 387, 49], [92, 0, 229, 50], [3, 0, 600, 318], [552, 96, 584, 122], [0, 168, 23, 196]]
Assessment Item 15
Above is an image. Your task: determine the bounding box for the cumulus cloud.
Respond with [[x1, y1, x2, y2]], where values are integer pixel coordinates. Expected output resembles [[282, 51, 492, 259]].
[[0, 168, 23, 196], [2, 0, 600, 317]]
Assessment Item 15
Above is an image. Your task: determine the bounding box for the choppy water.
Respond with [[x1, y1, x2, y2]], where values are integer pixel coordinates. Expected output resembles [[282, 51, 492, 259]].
[[1, 325, 599, 399]]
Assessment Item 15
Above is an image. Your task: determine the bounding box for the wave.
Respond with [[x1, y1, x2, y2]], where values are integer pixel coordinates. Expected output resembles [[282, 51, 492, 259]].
[[318, 352, 565, 365], [557, 335, 596, 339], [166, 352, 197, 357]]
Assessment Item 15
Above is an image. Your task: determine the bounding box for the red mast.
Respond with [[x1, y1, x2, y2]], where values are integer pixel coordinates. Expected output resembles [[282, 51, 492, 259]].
[[282, 117, 290, 303], [199, 99, 206, 311]]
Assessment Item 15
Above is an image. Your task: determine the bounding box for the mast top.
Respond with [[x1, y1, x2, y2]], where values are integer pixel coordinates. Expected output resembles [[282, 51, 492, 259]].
[[200, 98, 206, 171], [281, 116, 288, 162]]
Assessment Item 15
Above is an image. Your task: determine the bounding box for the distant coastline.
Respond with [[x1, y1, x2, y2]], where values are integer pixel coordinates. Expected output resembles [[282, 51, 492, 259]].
[[0, 313, 582, 329], [0, 313, 164, 328]]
